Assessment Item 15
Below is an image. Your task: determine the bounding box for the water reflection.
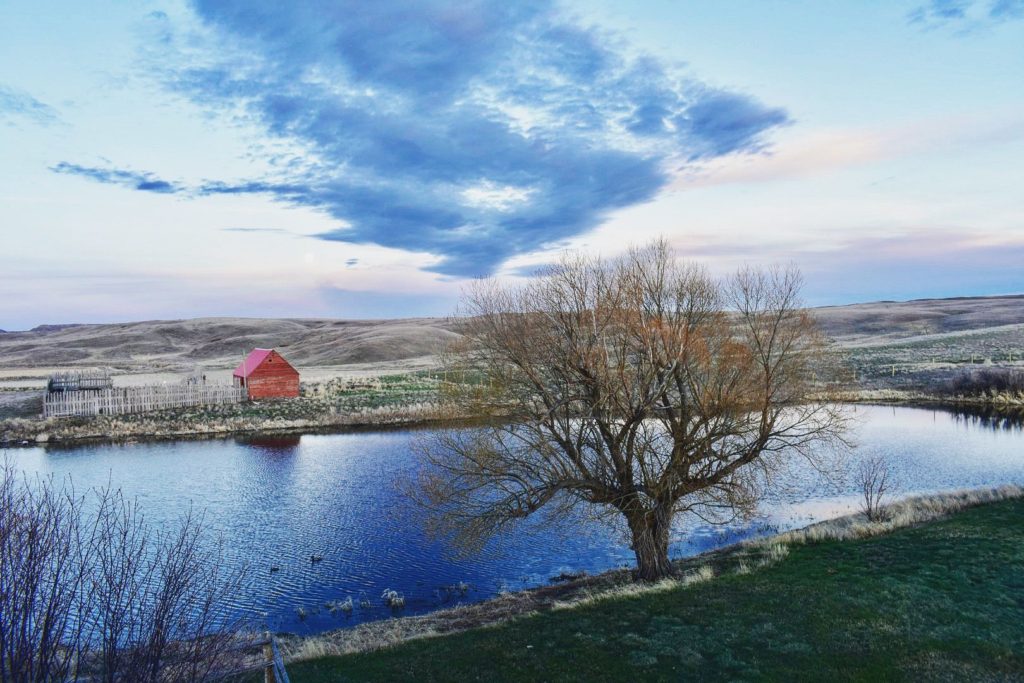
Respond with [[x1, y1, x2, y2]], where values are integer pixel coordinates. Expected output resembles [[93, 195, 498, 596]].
[[939, 404, 1024, 433], [235, 434, 303, 451], [7, 404, 1023, 635]]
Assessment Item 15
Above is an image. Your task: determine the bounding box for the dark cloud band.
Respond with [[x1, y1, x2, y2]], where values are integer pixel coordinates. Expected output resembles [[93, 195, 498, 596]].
[[51, 162, 179, 193]]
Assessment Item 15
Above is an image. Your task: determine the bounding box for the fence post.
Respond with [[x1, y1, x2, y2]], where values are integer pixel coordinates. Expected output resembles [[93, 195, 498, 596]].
[[263, 631, 276, 683], [272, 634, 291, 683]]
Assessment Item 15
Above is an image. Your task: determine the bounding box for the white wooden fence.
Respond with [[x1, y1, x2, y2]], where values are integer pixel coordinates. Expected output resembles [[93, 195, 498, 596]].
[[43, 383, 247, 418]]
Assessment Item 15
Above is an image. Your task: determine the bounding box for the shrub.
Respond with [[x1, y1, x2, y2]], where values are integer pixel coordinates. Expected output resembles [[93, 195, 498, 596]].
[[857, 455, 898, 522], [945, 368, 1024, 398], [0, 462, 247, 681]]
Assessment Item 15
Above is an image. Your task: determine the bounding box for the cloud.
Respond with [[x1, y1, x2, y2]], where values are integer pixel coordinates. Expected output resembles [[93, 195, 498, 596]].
[[908, 0, 1024, 27], [51, 161, 317, 203], [127, 0, 789, 277], [909, 0, 971, 23], [680, 90, 789, 160], [51, 162, 181, 193], [990, 0, 1024, 18], [0, 85, 60, 126], [196, 180, 310, 198]]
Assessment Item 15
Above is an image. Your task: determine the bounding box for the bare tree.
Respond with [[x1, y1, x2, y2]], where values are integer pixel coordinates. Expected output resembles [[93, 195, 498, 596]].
[[0, 462, 248, 682], [417, 240, 847, 581], [857, 455, 897, 522]]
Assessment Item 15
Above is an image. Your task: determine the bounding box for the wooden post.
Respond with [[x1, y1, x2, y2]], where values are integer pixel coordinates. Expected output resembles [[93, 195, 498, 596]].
[[263, 631, 276, 683]]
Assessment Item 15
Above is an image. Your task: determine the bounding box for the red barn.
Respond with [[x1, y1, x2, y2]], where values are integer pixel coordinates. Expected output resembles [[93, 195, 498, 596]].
[[232, 348, 299, 399]]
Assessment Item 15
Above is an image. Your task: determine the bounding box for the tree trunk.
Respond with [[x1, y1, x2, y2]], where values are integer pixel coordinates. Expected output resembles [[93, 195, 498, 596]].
[[627, 507, 672, 582]]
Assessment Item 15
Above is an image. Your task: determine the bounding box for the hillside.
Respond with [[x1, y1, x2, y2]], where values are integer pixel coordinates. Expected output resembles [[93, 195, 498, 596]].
[[812, 295, 1024, 346], [0, 317, 461, 372], [0, 294, 1021, 381]]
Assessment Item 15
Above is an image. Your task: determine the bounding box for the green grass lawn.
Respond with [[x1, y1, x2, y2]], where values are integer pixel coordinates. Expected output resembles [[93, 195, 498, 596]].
[[289, 498, 1024, 682]]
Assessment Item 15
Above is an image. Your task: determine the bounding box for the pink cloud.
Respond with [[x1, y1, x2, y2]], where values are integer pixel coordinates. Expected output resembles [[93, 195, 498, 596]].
[[671, 112, 1024, 189]]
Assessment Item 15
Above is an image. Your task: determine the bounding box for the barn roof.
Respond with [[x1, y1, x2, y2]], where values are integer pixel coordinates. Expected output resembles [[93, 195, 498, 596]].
[[233, 348, 273, 378]]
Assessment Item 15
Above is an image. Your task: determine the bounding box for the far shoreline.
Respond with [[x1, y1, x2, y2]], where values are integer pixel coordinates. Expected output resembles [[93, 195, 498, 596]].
[[1, 394, 1020, 450], [0, 412, 483, 449]]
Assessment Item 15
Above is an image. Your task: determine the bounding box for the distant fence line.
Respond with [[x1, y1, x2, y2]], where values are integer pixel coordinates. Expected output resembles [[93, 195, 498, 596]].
[[47, 369, 113, 393], [43, 383, 246, 418]]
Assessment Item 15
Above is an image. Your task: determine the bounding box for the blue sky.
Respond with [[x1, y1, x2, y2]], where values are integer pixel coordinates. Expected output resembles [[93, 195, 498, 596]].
[[1, 0, 1022, 329]]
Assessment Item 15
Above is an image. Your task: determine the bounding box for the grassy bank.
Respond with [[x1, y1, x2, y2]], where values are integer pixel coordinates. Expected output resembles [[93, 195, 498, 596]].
[[288, 489, 1024, 682], [0, 399, 450, 445]]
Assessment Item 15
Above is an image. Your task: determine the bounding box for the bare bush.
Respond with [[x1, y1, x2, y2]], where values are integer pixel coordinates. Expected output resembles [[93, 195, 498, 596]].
[[857, 455, 898, 522], [0, 468, 91, 681], [0, 462, 247, 682], [945, 367, 1024, 399]]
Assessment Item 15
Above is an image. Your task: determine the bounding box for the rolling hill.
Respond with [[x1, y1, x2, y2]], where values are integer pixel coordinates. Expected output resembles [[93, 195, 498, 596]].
[[1, 295, 1022, 374], [0, 317, 461, 372]]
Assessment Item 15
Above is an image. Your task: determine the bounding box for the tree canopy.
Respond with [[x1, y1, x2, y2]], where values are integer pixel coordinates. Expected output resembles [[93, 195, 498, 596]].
[[418, 240, 847, 580]]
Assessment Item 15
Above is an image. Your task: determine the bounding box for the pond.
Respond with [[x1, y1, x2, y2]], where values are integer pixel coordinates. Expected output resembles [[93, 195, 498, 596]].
[[5, 404, 1023, 635]]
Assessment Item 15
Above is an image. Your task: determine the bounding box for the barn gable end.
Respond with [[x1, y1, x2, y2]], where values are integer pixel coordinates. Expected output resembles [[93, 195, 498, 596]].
[[232, 348, 300, 399]]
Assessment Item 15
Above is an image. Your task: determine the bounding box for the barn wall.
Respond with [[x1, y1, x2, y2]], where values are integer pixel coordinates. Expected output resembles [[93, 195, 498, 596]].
[[248, 375, 299, 399], [245, 351, 300, 399]]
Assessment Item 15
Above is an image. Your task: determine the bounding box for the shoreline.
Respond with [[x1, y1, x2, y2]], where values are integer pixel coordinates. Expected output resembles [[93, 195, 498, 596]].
[[1, 418, 451, 449], [275, 484, 1024, 664], [0, 410, 486, 449], [2, 392, 1020, 449], [836, 389, 1024, 407]]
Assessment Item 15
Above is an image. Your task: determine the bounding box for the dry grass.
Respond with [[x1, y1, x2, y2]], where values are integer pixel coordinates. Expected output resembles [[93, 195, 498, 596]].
[[770, 484, 1024, 546], [549, 565, 718, 612], [824, 388, 1024, 407], [279, 594, 539, 663]]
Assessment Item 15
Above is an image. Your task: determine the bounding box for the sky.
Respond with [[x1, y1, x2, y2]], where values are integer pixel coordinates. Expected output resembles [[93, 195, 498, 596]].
[[1, 0, 1022, 329]]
